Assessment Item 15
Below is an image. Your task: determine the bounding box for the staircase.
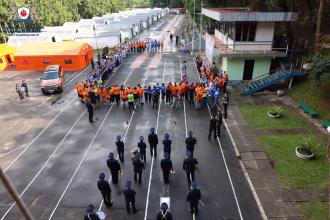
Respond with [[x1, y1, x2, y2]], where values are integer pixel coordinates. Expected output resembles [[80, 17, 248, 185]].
[[237, 66, 305, 95]]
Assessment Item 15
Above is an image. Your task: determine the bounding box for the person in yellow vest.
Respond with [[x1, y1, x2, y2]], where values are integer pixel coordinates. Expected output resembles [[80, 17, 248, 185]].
[[128, 92, 135, 111]]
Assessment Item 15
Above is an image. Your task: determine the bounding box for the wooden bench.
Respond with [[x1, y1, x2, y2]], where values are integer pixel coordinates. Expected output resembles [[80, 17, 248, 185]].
[[298, 102, 318, 117], [320, 120, 330, 129]]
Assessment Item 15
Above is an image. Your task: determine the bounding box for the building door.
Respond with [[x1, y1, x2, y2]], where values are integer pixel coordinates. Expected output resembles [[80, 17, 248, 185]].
[[243, 60, 254, 80]]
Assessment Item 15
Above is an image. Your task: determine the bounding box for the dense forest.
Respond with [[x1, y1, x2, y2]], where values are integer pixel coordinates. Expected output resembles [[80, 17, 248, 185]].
[[1, 0, 329, 51]]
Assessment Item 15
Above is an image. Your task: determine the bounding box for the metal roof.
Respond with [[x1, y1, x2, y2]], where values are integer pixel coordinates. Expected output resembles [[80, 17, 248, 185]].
[[202, 8, 298, 22]]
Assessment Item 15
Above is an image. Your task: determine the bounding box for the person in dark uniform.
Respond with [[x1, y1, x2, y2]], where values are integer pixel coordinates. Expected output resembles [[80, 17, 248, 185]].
[[106, 152, 121, 184], [165, 84, 171, 103], [122, 181, 137, 213], [186, 181, 201, 214], [91, 58, 95, 70], [84, 204, 100, 220], [175, 35, 179, 45], [132, 152, 145, 184], [86, 100, 94, 123], [162, 133, 172, 160], [156, 202, 173, 220], [144, 86, 149, 103], [185, 130, 197, 157], [189, 83, 195, 104], [88, 87, 96, 105], [152, 89, 159, 109], [183, 151, 198, 185], [116, 135, 124, 162], [208, 115, 218, 140], [222, 92, 229, 119], [170, 33, 173, 42], [217, 111, 223, 137], [148, 127, 158, 157], [97, 173, 113, 207], [160, 152, 173, 184], [137, 136, 147, 163]]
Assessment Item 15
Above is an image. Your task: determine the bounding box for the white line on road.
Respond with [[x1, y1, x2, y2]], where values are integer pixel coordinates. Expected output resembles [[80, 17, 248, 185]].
[[4, 98, 76, 172], [193, 61, 244, 220], [98, 67, 150, 211], [179, 58, 188, 137], [63, 66, 91, 88], [48, 105, 114, 220], [0, 110, 87, 220], [0, 145, 25, 158], [144, 58, 166, 220], [48, 54, 140, 214], [193, 59, 267, 220]]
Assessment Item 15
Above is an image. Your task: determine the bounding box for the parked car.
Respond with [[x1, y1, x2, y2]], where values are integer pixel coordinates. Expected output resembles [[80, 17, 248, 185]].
[[40, 65, 64, 94]]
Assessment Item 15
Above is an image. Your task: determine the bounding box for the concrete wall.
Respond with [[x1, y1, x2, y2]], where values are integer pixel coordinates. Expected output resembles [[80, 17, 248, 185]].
[[215, 22, 275, 51], [253, 57, 272, 77], [223, 57, 272, 80]]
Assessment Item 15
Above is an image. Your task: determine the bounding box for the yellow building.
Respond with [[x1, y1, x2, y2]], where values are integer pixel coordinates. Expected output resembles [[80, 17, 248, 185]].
[[0, 44, 16, 70]]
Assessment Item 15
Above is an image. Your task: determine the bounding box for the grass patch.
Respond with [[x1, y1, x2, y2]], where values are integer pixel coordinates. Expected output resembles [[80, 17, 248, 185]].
[[258, 134, 328, 189], [297, 201, 328, 220], [289, 79, 330, 121], [239, 105, 310, 129]]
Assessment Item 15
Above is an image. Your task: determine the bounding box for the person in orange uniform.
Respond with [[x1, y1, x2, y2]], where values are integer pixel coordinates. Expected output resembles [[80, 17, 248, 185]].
[[137, 86, 144, 105], [113, 85, 121, 106], [101, 87, 107, 106], [121, 87, 128, 108]]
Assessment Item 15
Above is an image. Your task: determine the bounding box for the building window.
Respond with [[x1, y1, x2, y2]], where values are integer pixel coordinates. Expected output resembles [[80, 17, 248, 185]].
[[235, 22, 257, 42], [64, 59, 72, 64], [0, 58, 3, 64]]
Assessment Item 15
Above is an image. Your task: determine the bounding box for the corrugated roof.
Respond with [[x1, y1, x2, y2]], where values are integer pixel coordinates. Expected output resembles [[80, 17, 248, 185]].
[[15, 41, 92, 56], [202, 8, 298, 21]]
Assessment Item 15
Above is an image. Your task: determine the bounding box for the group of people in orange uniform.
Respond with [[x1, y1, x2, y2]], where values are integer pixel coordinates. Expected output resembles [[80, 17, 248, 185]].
[[129, 40, 163, 53]]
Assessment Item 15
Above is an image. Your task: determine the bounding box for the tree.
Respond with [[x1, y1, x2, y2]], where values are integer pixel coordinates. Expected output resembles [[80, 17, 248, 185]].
[[315, 0, 324, 51], [309, 53, 330, 81]]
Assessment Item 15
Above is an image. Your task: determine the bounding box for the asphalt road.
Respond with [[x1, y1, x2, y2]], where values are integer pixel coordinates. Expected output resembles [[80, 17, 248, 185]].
[[0, 15, 261, 220]]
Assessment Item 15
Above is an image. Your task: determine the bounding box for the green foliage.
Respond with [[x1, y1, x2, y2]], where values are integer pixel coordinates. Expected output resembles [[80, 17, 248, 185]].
[[239, 105, 309, 129], [267, 105, 283, 117], [308, 53, 330, 80], [0, 0, 156, 43], [289, 79, 330, 121], [297, 202, 329, 220], [258, 134, 328, 189], [299, 138, 322, 156]]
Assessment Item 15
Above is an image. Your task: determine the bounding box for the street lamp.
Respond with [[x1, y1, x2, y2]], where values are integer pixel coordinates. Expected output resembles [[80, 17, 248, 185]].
[[93, 24, 100, 57]]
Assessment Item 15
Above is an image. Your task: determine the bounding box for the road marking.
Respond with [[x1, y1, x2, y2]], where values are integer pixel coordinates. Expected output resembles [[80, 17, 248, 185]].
[[0, 145, 25, 158], [0, 110, 86, 220], [50, 53, 145, 216], [63, 66, 91, 88], [4, 97, 76, 172], [48, 106, 113, 220], [98, 67, 151, 211], [37, 66, 91, 107], [193, 58, 268, 220], [179, 57, 188, 137], [144, 58, 166, 220], [192, 59, 245, 220]]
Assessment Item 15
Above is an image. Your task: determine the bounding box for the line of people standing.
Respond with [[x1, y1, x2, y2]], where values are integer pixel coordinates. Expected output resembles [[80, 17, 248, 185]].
[[84, 128, 202, 220]]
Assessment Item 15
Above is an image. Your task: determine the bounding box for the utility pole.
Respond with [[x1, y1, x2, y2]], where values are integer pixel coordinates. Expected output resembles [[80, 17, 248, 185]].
[[199, 3, 203, 54], [0, 168, 34, 220], [192, 0, 196, 53]]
